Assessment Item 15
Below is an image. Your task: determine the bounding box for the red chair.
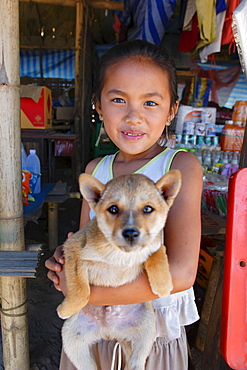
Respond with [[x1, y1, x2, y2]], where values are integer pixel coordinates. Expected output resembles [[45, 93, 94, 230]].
[[221, 168, 247, 369]]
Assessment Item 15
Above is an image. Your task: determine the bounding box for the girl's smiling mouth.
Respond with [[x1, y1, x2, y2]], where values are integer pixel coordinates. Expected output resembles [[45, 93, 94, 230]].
[[121, 131, 145, 138]]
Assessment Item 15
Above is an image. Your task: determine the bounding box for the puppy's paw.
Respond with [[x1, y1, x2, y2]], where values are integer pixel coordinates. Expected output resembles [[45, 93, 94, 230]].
[[150, 279, 173, 298], [57, 296, 89, 319], [57, 303, 73, 319]]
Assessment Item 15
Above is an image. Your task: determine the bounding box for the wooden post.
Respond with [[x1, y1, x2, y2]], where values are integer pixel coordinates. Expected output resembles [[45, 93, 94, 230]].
[[239, 122, 247, 168], [0, 0, 29, 369], [74, 0, 91, 174], [196, 253, 223, 352], [48, 202, 59, 250], [74, 0, 83, 176]]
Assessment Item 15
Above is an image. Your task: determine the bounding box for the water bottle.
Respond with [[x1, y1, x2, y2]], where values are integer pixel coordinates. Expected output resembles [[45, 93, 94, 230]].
[[21, 143, 27, 170], [26, 149, 41, 194]]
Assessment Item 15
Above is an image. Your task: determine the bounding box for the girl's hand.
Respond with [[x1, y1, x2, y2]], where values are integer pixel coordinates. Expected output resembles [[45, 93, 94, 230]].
[[45, 232, 74, 294]]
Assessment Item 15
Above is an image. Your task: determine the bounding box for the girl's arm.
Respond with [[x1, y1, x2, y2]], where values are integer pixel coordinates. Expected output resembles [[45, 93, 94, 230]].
[[165, 151, 203, 292]]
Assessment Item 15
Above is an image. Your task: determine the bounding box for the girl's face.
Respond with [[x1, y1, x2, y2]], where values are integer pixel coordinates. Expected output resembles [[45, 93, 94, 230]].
[[96, 58, 178, 157]]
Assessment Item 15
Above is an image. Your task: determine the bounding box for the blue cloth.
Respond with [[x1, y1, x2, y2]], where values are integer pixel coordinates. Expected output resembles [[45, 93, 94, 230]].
[[20, 49, 75, 79], [23, 183, 55, 215], [216, 0, 227, 15], [120, 0, 177, 45]]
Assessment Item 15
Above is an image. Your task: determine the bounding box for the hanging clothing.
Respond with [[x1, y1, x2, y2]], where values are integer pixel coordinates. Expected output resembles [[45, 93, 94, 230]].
[[177, 0, 189, 31], [221, 0, 240, 49], [181, 0, 196, 31], [119, 0, 177, 45], [178, 12, 199, 53], [195, 0, 217, 50], [199, 0, 227, 63]]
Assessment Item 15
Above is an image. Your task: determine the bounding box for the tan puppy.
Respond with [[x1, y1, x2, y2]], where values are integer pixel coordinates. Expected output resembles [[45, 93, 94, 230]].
[[57, 170, 181, 370]]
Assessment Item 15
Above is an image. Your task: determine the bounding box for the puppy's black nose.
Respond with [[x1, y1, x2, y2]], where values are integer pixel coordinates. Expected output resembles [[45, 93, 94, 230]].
[[122, 228, 139, 242]]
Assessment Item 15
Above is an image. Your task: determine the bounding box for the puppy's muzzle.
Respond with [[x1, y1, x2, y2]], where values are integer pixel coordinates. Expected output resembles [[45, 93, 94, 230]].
[[122, 228, 140, 243]]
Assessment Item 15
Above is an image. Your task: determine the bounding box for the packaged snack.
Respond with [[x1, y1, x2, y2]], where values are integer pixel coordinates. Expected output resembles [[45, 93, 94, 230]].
[[22, 170, 32, 206], [29, 172, 40, 195]]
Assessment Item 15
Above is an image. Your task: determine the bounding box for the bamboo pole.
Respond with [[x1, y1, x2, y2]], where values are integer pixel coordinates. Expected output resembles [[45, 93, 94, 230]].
[[0, 0, 30, 369], [80, 2, 89, 171], [74, 0, 84, 176], [239, 123, 247, 168]]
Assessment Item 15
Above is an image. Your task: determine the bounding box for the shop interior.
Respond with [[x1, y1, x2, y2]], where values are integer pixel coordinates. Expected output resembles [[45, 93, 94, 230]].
[[1, 1, 247, 369]]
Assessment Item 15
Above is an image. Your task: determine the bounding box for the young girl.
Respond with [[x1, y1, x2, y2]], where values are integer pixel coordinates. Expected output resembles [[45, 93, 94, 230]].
[[46, 39, 203, 370]]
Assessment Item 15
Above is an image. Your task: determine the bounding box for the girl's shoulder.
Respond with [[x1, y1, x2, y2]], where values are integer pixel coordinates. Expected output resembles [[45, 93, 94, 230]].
[[171, 150, 203, 189], [85, 157, 103, 175], [171, 150, 202, 172]]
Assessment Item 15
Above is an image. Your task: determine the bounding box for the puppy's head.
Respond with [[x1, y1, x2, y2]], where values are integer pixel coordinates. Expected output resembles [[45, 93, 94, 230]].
[[79, 171, 181, 252]]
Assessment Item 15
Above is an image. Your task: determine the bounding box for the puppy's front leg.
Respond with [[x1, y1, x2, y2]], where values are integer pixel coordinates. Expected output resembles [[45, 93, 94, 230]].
[[144, 245, 173, 297], [57, 259, 90, 319]]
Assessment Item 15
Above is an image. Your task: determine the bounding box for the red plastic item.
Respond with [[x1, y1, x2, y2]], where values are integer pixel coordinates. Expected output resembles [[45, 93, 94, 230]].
[[220, 168, 247, 369]]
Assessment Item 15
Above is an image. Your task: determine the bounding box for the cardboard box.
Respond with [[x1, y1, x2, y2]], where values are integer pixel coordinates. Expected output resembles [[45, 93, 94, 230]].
[[196, 248, 214, 289], [20, 86, 52, 129], [175, 104, 217, 134], [55, 107, 74, 121]]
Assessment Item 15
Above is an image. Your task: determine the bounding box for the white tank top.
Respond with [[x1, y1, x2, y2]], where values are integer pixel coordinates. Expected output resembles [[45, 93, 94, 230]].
[[89, 148, 199, 341]]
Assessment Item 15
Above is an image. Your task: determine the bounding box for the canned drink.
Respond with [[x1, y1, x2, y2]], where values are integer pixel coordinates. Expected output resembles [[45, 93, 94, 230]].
[[205, 123, 216, 137], [195, 123, 206, 136], [182, 121, 195, 135]]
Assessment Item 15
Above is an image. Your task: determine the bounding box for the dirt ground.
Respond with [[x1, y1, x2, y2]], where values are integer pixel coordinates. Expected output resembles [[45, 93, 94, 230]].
[[0, 194, 231, 369]]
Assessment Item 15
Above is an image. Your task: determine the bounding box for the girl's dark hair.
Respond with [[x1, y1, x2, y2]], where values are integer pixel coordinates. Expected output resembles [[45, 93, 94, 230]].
[[93, 39, 178, 109]]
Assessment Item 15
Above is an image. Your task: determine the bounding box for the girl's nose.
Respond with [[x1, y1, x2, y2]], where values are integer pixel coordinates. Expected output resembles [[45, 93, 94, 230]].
[[124, 107, 143, 125]]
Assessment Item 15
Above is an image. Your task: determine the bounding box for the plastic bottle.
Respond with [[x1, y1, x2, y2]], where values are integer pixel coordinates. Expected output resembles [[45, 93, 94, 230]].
[[233, 121, 245, 152], [222, 152, 229, 164], [232, 152, 239, 165], [229, 152, 239, 177], [221, 120, 235, 151], [26, 149, 41, 194], [203, 149, 212, 167], [232, 101, 247, 124], [21, 143, 27, 170], [212, 150, 220, 167], [195, 148, 202, 164]]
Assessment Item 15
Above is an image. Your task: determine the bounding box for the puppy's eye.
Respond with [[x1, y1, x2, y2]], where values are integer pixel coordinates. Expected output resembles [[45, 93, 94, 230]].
[[143, 206, 154, 214], [108, 205, 119, 214]]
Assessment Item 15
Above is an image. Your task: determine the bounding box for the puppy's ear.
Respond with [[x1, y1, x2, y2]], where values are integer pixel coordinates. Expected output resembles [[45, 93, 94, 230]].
[[156, 170, 182, 208], [79, 173, 106, 209]]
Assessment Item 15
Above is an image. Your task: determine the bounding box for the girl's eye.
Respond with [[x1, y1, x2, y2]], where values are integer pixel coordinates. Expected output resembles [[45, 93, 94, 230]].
[[144, 101, 158, 107], [143, 205, 154, 214], [112, 98, 125, 103], [108, 205, 119, 214]]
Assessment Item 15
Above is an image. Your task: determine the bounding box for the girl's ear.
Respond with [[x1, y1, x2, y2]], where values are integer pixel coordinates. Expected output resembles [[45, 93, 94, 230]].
[[95, 101, 103, 118], [169, 100, 179, 122]]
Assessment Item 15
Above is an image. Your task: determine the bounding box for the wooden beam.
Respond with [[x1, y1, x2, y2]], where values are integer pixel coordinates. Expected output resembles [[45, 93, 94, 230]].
[[89, 1, 123, 10], [20, 45, 76, 49], [20, 0, 77, 6], [19, 0, 124, 10]]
